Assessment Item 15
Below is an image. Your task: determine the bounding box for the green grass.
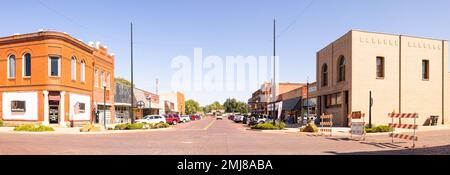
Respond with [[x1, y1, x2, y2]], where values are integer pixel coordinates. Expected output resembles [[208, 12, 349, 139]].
[[14, 124, 54, 132]]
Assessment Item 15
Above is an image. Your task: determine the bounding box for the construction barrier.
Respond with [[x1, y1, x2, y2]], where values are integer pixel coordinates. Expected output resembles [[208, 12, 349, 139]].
[[348, 111, 366, 140], [320, 114, 333, 136], [389, 113, 418, 148]]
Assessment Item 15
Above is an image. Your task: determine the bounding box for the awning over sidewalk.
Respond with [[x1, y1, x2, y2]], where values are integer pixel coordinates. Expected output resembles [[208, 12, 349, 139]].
[[282, 97, 301, 111]]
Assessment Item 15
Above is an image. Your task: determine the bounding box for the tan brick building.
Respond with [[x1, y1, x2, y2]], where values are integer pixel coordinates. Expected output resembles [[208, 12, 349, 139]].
[[316, 30, 449, 127]]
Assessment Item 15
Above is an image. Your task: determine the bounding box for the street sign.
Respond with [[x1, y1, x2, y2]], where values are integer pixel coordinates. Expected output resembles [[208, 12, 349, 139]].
[[351, 122, 365, 135]]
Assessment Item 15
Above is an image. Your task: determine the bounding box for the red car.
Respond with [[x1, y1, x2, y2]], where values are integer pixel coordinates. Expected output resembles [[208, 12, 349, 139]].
[[164, 114, 181, 125], [190, 115, 201, 120]]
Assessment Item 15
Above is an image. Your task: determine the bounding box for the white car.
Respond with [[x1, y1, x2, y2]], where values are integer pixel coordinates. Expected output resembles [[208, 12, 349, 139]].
[[216, 114, 223, 120], [180, 115, 191, 123], [137, 115, 166, 124]]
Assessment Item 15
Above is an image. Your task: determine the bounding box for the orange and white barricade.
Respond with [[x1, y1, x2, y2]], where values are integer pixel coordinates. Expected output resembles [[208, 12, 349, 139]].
[[348, 111, 366, 140], [389, 113, 418, 148], [320, 114, 333, 136]]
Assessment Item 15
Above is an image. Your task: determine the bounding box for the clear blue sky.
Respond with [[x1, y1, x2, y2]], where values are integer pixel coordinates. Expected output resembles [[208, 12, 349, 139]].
[[2, 0, 450, 106]]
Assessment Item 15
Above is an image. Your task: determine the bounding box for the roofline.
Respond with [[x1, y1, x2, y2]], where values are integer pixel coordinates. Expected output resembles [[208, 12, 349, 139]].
[[351, 29, 448, 42], [0, 31, 94, 53], [317, 29, 448, 54]]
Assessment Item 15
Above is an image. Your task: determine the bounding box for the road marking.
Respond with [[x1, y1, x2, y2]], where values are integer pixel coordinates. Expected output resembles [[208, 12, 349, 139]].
[[203, 120, 216, 130]]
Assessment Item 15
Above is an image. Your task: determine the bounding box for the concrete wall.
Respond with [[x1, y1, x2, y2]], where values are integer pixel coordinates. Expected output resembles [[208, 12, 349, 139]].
[[69, 93, 91, 121], [351, 31, 401, 125], [316, 32, 352, 126], [318, 30, 449, 126], [1, 92, 38, 121]]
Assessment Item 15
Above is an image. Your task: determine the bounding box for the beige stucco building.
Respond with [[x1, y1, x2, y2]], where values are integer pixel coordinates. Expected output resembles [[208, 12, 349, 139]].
[[316, 30, 449, 127]]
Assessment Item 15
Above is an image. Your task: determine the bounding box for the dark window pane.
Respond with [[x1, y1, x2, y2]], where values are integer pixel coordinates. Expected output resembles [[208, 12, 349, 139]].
[[25, 54, 31, 76], [50, 57, 59, 76]]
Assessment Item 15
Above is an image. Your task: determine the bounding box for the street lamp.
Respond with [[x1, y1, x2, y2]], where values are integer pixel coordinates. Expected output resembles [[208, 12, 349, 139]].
[[103, 83, 107, 129]]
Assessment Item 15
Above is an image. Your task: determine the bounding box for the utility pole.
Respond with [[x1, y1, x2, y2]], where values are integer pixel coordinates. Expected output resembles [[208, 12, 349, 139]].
[[273, 19, 276, 121], [130, 22, 135, 124], [369, 91, 373, 128]]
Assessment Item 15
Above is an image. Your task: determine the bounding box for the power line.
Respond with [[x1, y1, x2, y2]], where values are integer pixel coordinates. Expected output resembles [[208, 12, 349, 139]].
[[276, 0, 315, 39]]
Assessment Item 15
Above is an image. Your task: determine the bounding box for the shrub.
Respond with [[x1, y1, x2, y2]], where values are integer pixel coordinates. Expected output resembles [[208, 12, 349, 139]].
[[0, 120, 3, 127], [14, 124, 54, 132], [126, 123, 144, 130], [80, 124, 102, 132], [300, 123, 319, 133], [115, 124, 128, 130], [251, 122, 285, 130], [155, 123, 170, 129], [365, 125, 393, 133]]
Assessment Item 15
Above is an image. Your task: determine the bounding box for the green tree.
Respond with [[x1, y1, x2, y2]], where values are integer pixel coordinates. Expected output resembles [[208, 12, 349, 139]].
[[206, 101, 224, 113], [115, 77, 135, 87], [185, 99, 200, 115], [223, 98, 238, 113], [223, 98, 249, 114]]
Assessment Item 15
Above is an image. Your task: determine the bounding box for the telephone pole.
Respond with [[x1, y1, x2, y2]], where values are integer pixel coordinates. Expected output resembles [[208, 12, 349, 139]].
[[130, 22, 135, 124], [272, 19, 276, 121]]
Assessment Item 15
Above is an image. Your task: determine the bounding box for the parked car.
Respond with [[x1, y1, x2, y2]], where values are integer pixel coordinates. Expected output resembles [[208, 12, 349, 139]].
[[190, 114, 201, 121], [233, 114, 244, 123], [228, 115, 235, 120], [164, 114, 181, 125], [242, 115, 248, 124], [247, 116, 258, 125], [136, 115, 166, 124], [180, 115, 191, 123]]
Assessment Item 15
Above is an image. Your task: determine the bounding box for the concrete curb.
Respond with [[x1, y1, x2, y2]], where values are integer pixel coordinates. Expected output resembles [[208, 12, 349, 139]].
[[0, 127, 173, 135]]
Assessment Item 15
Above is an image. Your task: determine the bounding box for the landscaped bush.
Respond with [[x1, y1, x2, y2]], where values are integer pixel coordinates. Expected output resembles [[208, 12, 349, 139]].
[[365, 125, 393, 133], [80, 124, 102, 132], [155, 123, 170, 129], [114, 123, 144, 130], [126, 123, 144, 130], [300, 123, 319, 133], [14, 124, 54, 132], [115, 124, 128, 130], [251, 121, 286, 130], [0, 120, 3, 127]]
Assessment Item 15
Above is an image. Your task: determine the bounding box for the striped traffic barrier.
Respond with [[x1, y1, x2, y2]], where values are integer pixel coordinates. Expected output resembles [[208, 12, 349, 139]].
[[320, 114, 333, 136], [389, 112, 418, 148], [348, 111, 366, 140]]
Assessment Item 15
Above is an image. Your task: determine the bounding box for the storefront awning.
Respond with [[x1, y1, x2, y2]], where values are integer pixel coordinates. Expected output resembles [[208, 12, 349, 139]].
[[282, 97, 301, 111]]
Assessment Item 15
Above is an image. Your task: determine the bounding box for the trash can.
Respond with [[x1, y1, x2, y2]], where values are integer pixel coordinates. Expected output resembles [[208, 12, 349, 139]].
[[430, 116, 439, 126]]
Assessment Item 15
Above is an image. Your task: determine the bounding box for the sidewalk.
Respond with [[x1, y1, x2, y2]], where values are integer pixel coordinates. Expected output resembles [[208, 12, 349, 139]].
[[258, 125, 450, 135], [0, 126, 172, 135]]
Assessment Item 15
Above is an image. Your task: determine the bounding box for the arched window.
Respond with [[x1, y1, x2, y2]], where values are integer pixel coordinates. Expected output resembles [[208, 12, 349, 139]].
[[8, 55, 16, 78], [321, 64, 328, 87], [71, 57, 77, 81], [80, 60, 85, 82], [338, 56, 346, 82], [23, 53, 31, 77]]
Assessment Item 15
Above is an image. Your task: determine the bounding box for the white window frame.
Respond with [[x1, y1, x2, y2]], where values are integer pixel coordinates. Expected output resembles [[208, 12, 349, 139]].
[[7, 54, 16, 79], [22, 53, 32, 78], [71, 56, 77, 81], [48, 55, 61, 77], [106, 72, 111, 89], [80, 60, 85, 83], [95, 69, 99, 87], [101, 71, 105, 88]]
